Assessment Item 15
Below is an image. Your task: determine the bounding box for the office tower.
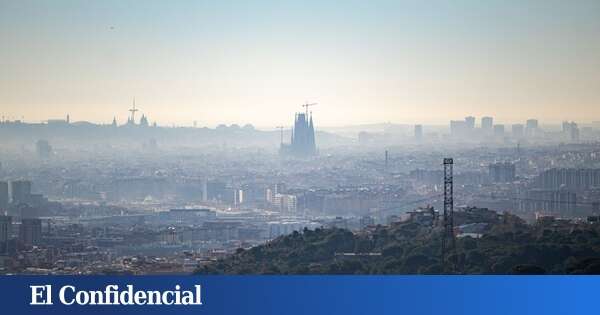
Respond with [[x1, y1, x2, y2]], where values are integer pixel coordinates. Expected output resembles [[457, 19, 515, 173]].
[[19, 218, 42, 246], [481, 117, 493, 130], [36, 140, 52, 159], [489, 162, 516, 183], [526, 119, 539, 129], [272, 194, 297, 213], [0, 216, 11, 253], [570, 123, 580, 142], [563, 121, 579, 142], [234, 189, 244, 206], [493, 125, 505, 137], [563, 122, 579, 142], [10, 180, 31, 205], [265, 188, 273, 203], [414, 125, 423, 140], [280, 112, 317, 157], [0, 181, 8, 210], [526, 119, 539, 137], [512, 124, 524, 138], [465, 116, 476, 129]]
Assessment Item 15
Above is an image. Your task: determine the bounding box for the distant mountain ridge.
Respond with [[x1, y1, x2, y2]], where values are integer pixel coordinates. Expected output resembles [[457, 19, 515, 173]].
[[0, 121, 349, 149]]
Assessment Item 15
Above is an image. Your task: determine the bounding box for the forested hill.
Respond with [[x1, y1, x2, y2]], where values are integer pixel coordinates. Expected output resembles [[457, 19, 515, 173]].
[[196, 209, 600, 275]]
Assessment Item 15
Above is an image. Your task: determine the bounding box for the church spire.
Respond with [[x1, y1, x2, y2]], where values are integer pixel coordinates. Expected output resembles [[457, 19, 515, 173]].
[[308, 111, 316, 154]]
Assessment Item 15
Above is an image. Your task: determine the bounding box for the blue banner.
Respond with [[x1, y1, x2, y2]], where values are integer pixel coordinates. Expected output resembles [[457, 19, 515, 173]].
[[0, 276, 596, 314]]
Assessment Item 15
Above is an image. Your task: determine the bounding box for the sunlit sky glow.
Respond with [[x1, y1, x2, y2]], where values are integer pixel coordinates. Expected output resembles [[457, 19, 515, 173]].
[[1, 0, 599, 127]]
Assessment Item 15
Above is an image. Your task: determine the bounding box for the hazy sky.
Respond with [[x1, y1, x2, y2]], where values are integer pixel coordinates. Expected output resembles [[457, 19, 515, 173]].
[[1, 0, 599, 127]]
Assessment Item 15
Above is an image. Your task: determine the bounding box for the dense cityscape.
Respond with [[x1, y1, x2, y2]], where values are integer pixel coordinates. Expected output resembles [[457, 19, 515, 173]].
[[1, 107, 600, 274], [3, 5, 600, 315]]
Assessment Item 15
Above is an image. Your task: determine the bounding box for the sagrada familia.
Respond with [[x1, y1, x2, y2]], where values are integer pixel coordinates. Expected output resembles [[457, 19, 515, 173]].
[[280, 111, 317, 157]]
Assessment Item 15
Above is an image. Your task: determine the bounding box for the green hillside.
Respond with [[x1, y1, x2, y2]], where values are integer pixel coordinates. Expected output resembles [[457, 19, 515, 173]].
[[196, 209, 600, 275]]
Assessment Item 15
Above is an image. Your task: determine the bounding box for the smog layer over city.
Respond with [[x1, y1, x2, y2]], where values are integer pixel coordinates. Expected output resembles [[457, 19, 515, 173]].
[[1, 1, 600, 275]]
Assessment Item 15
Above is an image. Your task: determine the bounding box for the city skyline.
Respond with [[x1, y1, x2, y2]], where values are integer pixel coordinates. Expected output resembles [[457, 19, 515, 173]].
[[1, 0, 600, 126], [0, 106, 596, 130]]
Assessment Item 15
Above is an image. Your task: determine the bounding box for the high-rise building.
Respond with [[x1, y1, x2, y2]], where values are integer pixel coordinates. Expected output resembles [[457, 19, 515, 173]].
[[19, 218, 42, 246], [281, 112, 317, 157], [571, 123, 580, 142], [451, 117, 477, 138], [414, 125, 423, 140], [465, 116, 476, 129], [0, 181, 8, 211], [481, 117, 493, 130], [526, 119, 539, 129], [265, 188, 273, 203], [563, 121, 580, 142], [234, 189, 244, 206], [0, 215, 11, 253], [10, 180, 31, 205], [526, 119, 539, 137], [271, 194, 297, 213]]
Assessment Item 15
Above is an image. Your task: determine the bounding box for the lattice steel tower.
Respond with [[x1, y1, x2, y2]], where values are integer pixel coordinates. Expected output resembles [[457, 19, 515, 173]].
[[441, 158, 455, 266]]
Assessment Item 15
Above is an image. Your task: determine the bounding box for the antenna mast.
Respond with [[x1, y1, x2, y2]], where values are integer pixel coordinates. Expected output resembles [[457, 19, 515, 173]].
[[442, 158, 455, 270]]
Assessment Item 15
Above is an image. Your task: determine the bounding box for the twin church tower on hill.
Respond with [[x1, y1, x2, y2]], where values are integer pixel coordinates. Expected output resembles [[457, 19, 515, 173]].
[[280, 103, 317, 157]]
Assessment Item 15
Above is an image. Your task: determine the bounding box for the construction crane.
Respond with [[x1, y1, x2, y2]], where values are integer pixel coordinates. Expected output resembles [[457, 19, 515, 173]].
[[129, 98, 139, 123], [275, 126, 284, 145], [301, 102, 317, 116]]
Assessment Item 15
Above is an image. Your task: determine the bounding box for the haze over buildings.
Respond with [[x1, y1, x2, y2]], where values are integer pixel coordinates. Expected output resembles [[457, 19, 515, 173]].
[[1, 1, 600, 126], [1, 1, 600, 276]]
